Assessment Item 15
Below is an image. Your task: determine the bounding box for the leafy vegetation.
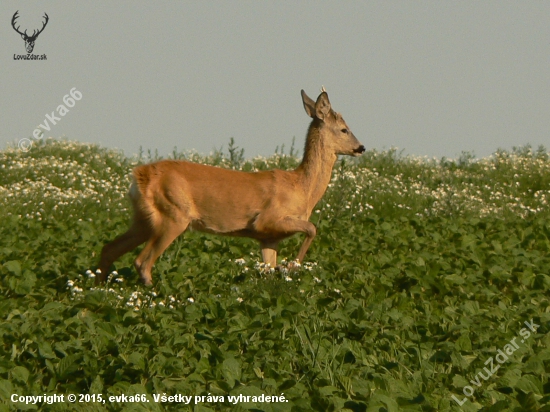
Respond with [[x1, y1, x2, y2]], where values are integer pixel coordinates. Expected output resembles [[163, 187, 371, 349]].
[[0, 138, 549, 411]]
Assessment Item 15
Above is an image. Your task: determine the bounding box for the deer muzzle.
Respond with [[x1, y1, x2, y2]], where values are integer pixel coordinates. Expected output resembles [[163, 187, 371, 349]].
[[353, 145, 366, 155]]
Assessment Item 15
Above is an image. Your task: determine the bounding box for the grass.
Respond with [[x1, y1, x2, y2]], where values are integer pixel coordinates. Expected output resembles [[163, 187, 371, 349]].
[[0, 138, 549, 411]]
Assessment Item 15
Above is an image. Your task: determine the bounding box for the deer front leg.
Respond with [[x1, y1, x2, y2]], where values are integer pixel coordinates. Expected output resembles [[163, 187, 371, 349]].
[[260, 241, 279, 267], [260, 217, 317, 264], [294, 220, 316, 263]]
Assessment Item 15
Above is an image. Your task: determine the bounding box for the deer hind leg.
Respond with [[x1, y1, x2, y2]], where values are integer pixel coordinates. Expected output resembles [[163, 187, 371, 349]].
[[134, 218, 190, 286], [98, 219, 151, 283]]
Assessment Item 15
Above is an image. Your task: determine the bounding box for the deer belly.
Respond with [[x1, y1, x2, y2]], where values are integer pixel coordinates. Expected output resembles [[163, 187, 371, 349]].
[[188, 204, 261, 236]]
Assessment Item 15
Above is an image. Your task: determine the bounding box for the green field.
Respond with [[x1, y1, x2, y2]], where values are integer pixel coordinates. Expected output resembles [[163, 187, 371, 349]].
[[0, 138, 549, 411]]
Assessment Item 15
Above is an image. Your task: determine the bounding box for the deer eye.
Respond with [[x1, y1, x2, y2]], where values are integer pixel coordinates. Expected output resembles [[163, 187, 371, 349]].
[[341, 129, 348, 134]]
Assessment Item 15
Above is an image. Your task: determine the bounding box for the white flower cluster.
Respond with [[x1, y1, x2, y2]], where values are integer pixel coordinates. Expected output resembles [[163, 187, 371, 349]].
[[317, 148, 550, 219], [0, 139, 131, 220], [254, 261, 275, 275], [65, 269, 191, 310]]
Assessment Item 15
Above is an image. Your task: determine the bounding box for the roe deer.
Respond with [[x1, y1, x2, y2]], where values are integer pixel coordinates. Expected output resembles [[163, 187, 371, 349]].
[[98, 88, 365, 285]]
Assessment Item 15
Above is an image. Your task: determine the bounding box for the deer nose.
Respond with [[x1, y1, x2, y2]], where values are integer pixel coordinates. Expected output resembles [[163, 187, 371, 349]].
[[354, 145, 366, 154]]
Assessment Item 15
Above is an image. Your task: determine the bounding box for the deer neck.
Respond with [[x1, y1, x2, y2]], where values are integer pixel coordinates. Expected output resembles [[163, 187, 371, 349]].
[[295, 124, 337, 212]]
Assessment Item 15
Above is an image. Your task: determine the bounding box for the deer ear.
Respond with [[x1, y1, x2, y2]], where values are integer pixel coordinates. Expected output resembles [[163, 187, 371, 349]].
[[314, 92, 331, 120], [21, 34, 25, 40], [301, 90, 316, 118]]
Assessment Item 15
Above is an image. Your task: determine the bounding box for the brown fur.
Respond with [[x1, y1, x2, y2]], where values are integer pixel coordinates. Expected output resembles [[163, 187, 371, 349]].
[[98, 89, 365, 285]]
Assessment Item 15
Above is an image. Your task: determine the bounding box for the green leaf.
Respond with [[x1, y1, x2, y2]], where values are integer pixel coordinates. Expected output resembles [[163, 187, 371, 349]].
[[16, 270, 36, 294], [57, 354, 80, 380], [461, 234, 477, 249], [229, 385, 264, 397], [369, 392, 399, 412], [452, 374, 469, 388], [108, 381, 132, 395], [455, 334, 472, 352], [514, 374, 542, 394], [38, 341, 56, 360], [278, 379, 297, 391], [0, 379, 13, 400], [10, 366, 29, 383], [84, 291, 106, 309], [414, 256, 425, 267], [283, 301, 306, 314], [444, 274, 465, 285], [318, 385, 338, 396], [3, 260, 21, 276], [499, 368, 521, 387], [222, 358, 241, 388], [90, 375, 103, 393], [127, 352, 146, 371]]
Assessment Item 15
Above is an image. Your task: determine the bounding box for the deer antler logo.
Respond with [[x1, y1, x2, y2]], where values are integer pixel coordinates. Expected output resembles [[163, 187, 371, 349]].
[[11, 11, 49, 54]]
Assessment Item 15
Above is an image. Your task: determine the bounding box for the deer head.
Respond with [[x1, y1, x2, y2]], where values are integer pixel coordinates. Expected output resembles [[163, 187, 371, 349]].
[[301, 88, 366, 157], [12, 11, 49, 54]]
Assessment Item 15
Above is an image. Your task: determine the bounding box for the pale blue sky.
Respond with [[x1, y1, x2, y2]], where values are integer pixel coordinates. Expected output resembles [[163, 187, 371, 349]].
[[2, 1, 550, 159]]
